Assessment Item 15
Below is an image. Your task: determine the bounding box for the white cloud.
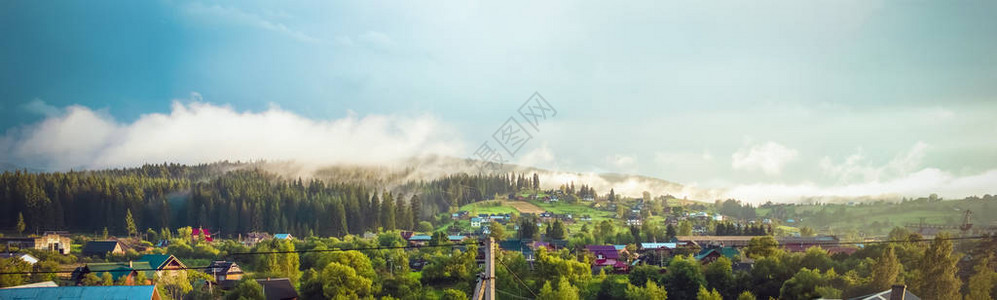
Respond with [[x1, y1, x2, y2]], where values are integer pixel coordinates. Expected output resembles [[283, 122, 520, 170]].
[[2, 98, 464, 170], [182, 3, 326, 44], [724, 168, 997, 204], [515, 143, 555, 168], [819, 142, 928, 183], [606, 154, 636, 169], [731, 141, 798, 175], [22, 99, 60, 117]]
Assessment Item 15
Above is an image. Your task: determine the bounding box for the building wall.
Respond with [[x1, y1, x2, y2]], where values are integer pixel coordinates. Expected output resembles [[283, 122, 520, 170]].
[[34, 234, 72, 255]]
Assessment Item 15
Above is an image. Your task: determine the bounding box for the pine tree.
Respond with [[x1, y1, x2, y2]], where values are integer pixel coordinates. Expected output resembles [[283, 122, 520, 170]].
[[912, 234, 961, 299], [409, 194, 422, 223], [965, 257, 994, 300], [381, 192, 395, 231], [16, 212, 25, 235], [125, 209, 137, 237], [869, 245, 900, 291]]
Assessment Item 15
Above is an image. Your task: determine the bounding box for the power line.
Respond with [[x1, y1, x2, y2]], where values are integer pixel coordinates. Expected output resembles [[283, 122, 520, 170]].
[[496, 288, 534, 300], [498, 259, 537, 298]]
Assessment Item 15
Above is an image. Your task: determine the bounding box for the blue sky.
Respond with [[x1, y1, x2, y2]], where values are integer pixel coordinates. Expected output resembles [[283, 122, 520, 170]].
[[2, 0, 996, 202]]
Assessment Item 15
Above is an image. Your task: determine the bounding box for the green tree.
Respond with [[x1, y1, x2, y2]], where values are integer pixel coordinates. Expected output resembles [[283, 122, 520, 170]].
[[417, 221, 434, 232], [299, 269, 323, 300], [255, 240, 301, 285], [100, 272, 113, 286], [321, 262, 373, 298], [381, 192, 396, 230], [125, 209, 137, 237], [678, 220, 693, 236], [965, 257, 994, 300], [911, 234, 961, 299], [225, 278, 264, 300], [80, 273, 102, 286], [799, 226, 816, 237], [549, 219, 566, 240], [626, 280, 667, 300], [737, 291, 756, 300], [663, 255, 705, 300], [596, 220, 615, 244], [745, 236, 779, 259], [779, 268, 824, 300], [519, 217, 539, 241], [488, 221, 506, 240], [869, 245, 900, 291], [697, 286, 723, 300], [538, 277, 581, 300], [0, 258, 31, 287], [441, 289, 468, 300], [15, 213, 25, 235], [704, 256, 735, 298]]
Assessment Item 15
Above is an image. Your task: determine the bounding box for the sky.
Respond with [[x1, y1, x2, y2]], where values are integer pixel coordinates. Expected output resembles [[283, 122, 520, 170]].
[[1, 0, 996, 202]]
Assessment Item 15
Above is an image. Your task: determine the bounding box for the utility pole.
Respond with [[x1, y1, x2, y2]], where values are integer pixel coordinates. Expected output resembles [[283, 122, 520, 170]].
[[472, 237, 495, 300]]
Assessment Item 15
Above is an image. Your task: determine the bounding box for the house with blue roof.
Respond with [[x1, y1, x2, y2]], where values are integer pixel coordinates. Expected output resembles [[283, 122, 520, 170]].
[[274, 233, 293, 240], [0, 285, 162, 300]]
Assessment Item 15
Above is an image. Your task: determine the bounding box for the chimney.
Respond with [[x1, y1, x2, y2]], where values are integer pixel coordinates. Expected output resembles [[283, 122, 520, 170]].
[[890, 285, 906, 300]]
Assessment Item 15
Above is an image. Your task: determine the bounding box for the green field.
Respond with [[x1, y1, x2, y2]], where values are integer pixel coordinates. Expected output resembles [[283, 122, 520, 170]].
[[458, 200, 522, 215], [758, 198, 996, 236]]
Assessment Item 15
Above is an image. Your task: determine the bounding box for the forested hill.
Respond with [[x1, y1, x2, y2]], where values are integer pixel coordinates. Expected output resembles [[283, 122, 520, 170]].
[[0, 163, 523, 237]]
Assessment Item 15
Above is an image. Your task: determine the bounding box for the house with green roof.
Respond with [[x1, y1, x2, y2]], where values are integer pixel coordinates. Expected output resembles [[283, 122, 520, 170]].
[[71, 261, 155, 285], [694, 247, 741, 264], [138, 254, 187, 278]]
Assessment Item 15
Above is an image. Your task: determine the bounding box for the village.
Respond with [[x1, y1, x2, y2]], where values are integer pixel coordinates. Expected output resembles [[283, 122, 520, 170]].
[[2, 187, 957, 300]]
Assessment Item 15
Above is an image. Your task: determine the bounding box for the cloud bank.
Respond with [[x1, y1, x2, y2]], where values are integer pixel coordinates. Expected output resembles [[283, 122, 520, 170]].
[[1, 99, 465, 170], [731, 141, 799, 175]]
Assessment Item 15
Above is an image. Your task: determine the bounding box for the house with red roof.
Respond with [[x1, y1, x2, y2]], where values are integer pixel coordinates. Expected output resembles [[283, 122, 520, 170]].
[[192, 228, 213, 242], [586, 245, 628, 273]]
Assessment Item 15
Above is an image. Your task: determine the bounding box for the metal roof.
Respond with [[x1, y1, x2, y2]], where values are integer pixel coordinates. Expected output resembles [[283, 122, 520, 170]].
[[0, 285, 159, 299]]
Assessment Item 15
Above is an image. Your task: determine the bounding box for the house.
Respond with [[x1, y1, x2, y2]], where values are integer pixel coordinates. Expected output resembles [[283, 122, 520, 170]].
[[137, 254, 186, 278], [81, 241, 125, 257], [675, 236, 755, 248], [71, 261, 155, 285], [0, 281, 58, 288], [780, 236, 841, 252], [626, 217, 641, 226], [470, 217, 483, 228], [499, 239, 535, 260], [242, 232, 271, 247], [448, 235, 468, 243], [695, 247, 740, 264], [580, 215, 593, 221], [0, 253, 39, 265], [0, 285, 162, 300], [274, 233, 293, 240], [191, 228, 213, 242], [586, 245, 627, 273], [256, 278, 299, 300], [0, 233, 72, 254], [205, 261, 244, 284], [582, 196, 595, 201], [850, 285, 920, 300], [406, 234, 432, 246]]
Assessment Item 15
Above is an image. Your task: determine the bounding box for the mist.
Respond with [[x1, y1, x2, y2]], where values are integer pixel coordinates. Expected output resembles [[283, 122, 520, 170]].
[[0, 99, 466, 171]]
